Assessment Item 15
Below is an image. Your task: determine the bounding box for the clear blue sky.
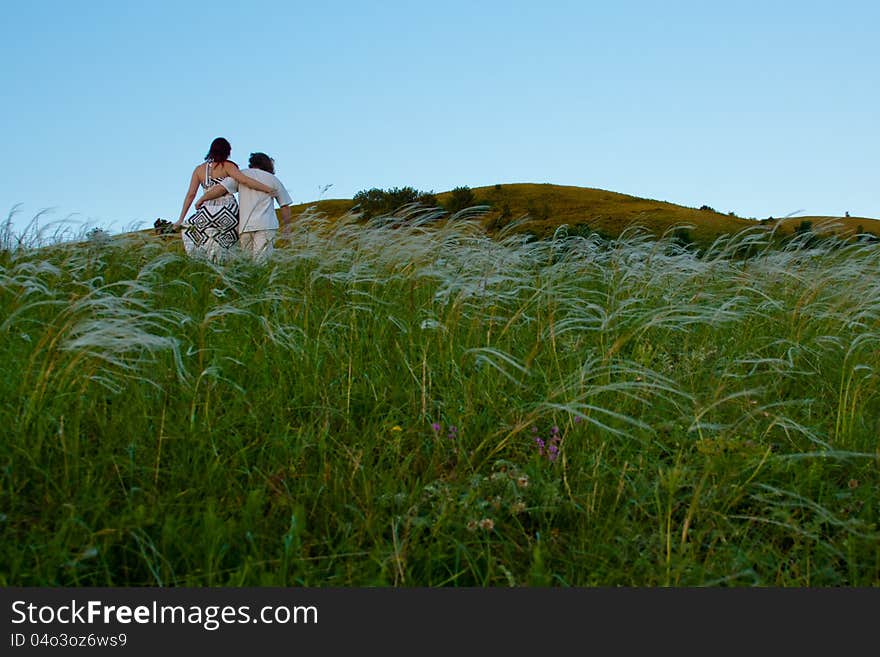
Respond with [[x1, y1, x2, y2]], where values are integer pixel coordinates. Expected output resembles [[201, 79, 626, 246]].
[[1, 0, 878, 236]]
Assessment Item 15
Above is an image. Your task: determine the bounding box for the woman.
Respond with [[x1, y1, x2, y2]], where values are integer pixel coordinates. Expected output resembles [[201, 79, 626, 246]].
[[173, 137, 274, 260]]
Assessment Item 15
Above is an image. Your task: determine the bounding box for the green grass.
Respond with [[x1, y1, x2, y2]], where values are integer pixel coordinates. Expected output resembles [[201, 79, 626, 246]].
[[1, 208, 878, 586]]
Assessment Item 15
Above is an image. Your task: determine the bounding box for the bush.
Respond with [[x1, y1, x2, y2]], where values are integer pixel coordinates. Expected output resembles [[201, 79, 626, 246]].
[[699, 205, 716, 212], [353, 186, 437, 220], [445, 186, 476, 214], [792, 220, 819, 248], [486, 204, 513, 232], [795, 220, 813, 234], [672, 227, 694, 249], [526, 202, 550, 221]]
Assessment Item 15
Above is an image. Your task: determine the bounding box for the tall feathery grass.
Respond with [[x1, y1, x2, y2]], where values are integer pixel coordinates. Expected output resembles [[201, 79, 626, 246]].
[[1, 207, 878, 586]]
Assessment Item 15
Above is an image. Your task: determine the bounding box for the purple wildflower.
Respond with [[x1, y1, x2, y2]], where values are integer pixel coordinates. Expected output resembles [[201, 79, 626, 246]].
[[431, 422, 441, 433], [550, 425, 559, 435], [574, 415, 582, 424], [447, 425, 458, 440]]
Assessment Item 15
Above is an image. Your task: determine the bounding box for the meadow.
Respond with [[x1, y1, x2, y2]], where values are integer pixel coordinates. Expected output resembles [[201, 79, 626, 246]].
[[1, 207, 878, 586]]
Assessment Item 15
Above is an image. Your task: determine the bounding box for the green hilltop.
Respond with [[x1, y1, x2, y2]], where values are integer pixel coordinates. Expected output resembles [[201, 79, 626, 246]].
[[285, 183, 880, 243]]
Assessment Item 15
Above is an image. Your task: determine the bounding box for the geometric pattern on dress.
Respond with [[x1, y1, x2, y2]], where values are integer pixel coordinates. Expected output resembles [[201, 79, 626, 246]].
[[182, 175, 240, 256], [185, 203, 239, 249]]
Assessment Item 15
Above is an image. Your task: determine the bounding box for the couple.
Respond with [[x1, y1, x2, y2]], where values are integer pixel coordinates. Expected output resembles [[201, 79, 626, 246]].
[[174, 137, 293, 261]]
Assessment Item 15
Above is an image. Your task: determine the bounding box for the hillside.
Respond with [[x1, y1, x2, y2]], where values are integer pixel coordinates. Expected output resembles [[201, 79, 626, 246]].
[[284, 183, 880, 243], [6, 198, 880, 587]]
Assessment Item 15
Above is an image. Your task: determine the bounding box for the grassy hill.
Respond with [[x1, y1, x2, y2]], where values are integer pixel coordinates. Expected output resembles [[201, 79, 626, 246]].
[[285, 183, 880, 244], [763, 215, 880, 238], [4, 206, 880, 586]]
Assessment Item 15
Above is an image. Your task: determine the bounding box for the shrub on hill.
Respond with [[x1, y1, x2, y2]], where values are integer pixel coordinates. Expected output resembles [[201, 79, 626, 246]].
[[672, 227, 694, 249], [795, 220, 813, 234], [486, 203, 514, 232], [353, 186, 438, 220], [526, 201, 551, 221], [445, 186, 476, 213], [792, 220, 820, 248], [569, 223, 613, 243]]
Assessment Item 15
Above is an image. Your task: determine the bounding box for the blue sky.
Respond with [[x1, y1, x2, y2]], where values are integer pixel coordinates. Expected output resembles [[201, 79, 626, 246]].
[[1, 0, 878, 236]]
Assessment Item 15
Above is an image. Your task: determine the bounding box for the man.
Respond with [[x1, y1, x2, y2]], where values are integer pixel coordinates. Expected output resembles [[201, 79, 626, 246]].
[[195, 152, 293, 260]]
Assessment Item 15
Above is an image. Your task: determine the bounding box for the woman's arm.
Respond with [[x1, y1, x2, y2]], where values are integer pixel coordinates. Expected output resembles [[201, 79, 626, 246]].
[[174, 168, 201, 227], [223, 162, 275, 193]]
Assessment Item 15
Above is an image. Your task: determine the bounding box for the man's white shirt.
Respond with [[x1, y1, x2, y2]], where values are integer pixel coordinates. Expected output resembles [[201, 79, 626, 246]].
[[221, 168, 293, 232]]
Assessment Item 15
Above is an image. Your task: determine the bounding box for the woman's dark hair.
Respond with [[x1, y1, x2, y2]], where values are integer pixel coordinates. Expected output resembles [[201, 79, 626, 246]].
[[205, 137, 232, 163], [248, 152, 275, 174]]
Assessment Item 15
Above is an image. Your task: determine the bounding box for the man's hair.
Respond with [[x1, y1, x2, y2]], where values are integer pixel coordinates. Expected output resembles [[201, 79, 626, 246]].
[[248, 152, 275, 174]]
